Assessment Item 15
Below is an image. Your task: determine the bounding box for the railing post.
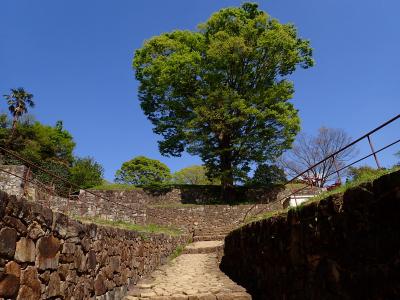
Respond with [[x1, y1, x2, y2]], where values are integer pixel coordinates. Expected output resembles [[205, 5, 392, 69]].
[[367, 135, 381, 168], [332, 156, 342, 184], [23, 167, 31, 195]]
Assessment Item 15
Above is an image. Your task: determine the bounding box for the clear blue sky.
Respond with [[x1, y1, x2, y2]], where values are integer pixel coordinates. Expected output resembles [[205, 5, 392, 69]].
[[1, 0, 399, 181]]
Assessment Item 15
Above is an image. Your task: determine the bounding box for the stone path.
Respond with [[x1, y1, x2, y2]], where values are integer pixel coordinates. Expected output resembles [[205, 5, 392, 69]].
[[123, 228, 251, 300]]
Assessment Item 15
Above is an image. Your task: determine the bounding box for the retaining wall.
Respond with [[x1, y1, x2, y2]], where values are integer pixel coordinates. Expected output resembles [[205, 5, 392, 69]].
[[0, 191, 189, 300], [220, 170, 400, 300]]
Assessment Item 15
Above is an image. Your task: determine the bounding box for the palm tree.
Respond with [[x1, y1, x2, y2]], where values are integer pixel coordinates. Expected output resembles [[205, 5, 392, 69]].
[[3, 88, 35, 135]]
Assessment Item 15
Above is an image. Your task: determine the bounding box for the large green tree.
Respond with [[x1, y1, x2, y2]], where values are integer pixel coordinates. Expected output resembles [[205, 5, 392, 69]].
[[247, 164, 286, 187], [172, 165, 220, 185], [133, 3, 313, 200], [115, 156, 171, 185]]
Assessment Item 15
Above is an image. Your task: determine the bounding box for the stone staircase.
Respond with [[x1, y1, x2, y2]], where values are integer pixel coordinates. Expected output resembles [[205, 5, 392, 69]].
[[123, 226, 251, 300]]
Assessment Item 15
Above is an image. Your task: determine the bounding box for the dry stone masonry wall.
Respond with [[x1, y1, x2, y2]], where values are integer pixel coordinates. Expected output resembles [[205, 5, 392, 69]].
[[0, 191, 189, 300], [220, 170, 400, 300]]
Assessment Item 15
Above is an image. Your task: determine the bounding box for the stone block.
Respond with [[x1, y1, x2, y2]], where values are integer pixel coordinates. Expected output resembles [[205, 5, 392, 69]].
[[3, 216, 27, 235], [27, 221, 45, 240], [15, 237, 35, 262], [87, 249, 97, 270], [5, 261, 21, 278], [0, 274, 20, 298], [0, 227, 17, 258], [52, 212, 85, 238], [110, 256, 121, 273], [20, 266, 41, 299], [62, 242, 76, 254], [16, 285, 40, 300], [47, 272, 61, 298], [36, 235, 60, 270], [94, 273, 107, 296]]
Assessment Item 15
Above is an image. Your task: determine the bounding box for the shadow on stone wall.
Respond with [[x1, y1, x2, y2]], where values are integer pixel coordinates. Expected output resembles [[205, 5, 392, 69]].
[[220, 170, 400, 300], [0, 191, 189, 300]]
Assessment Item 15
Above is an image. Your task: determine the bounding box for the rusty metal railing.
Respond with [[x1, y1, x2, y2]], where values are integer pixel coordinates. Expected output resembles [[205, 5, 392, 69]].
[[242, 113, 400, 222], [0, 145, 136, 218]]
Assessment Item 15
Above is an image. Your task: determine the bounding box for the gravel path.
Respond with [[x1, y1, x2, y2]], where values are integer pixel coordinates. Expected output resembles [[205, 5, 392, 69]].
[[124, 236, 251, 299]]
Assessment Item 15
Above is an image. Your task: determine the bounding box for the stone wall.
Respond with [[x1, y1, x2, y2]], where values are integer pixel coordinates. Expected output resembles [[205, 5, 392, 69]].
[[0, 191, 189, 300], [0, 166, 26, 198], [220, 170, 400, 300]]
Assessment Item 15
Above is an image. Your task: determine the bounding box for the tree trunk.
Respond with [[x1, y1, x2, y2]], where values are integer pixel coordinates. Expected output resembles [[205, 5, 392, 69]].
[[7, 117, 18, 146], [219, 133, 235, 203]]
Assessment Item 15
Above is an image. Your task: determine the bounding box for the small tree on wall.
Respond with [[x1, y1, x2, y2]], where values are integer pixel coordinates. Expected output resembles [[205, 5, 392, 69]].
[[133, 3, 314, 201], [172, 165, 220, 185], [115, 156, 171, 185], [279, 127, 357, 187]]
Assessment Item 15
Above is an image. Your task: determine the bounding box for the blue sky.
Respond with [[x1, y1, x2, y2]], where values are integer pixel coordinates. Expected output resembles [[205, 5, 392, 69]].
[[1, 0, 399, 181]]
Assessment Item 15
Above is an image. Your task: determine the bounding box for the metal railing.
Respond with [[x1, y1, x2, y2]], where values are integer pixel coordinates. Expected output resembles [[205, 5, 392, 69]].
[[0, 146, 136, 217], [242, 113, 400, 222]]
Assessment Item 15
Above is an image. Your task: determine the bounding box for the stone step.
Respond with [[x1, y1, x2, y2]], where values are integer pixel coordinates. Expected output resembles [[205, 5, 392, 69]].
[[193, 230, 232, 236], [123, 292, 251, 300], [193, 235, 226, 242], [183, 241, 224, 254], [124, 291, 251, 299]]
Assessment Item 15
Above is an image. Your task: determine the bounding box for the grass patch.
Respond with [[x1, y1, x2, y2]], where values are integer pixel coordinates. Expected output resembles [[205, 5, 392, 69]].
[[168, 245, 185, 261], [76, 216, 182, 236], [90, 183, 140, 190], [304, 166, 400, 205], [243, 209, 288, 225], [246, 166, 400, 224], [149, 203, 201, 208]]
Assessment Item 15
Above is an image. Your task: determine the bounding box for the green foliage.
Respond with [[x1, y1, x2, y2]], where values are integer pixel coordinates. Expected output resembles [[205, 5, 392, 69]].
[[69, 157, 104, 189], [3, 87, 35, 131], [90, 183, 140, 191], [172, 165, 220, 185], [347, 165, 382, 181], [133, 3, 313, 191], [308, 166, 400, 204], [5, 119, 75, 165], [77, 217, 182, 236], [115, 156, 171, 185], [248, 164, 286, 187]]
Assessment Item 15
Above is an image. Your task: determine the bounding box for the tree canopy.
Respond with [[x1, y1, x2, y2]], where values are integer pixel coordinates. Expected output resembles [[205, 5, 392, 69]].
[[115, 156, 171, 185], [1, 110, 104, 191], [172, 165, 220, 185], [69, 157, 104, 189], [279, 127, 357, 187], [133, 2, 313, 199], [247, 164, 286, 187], [3, 87, 35, 133]]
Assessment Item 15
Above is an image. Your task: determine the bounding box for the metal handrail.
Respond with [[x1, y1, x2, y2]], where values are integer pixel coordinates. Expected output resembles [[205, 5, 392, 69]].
[[242, 113, 400, 222], [0, 146, 136, 212]]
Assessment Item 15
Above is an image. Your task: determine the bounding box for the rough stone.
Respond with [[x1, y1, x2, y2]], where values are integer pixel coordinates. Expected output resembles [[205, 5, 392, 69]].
[[36, 235, 60, 270], [16, 285, 41, 300], [3, 216, 27, 234], [5, 261, 21, 278], [94, 273, 107, 296], [15, 237, 35, 262], [87, 249, 97, 270], [47, 272, 61, 298], [27, 221, 45, 240], [20, 266, 41, 299], [0, 227, 17, 258], [0, 273, 20, 298]]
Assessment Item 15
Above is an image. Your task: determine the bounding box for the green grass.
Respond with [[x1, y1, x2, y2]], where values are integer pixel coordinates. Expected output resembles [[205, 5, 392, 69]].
[[76, 216, 182, 236], [90, 183, 140, 190], [149, 203, 201, 208], [303, 166, 400, 205], [246, 166, 400, 223], [168, 245, 185, 261]]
